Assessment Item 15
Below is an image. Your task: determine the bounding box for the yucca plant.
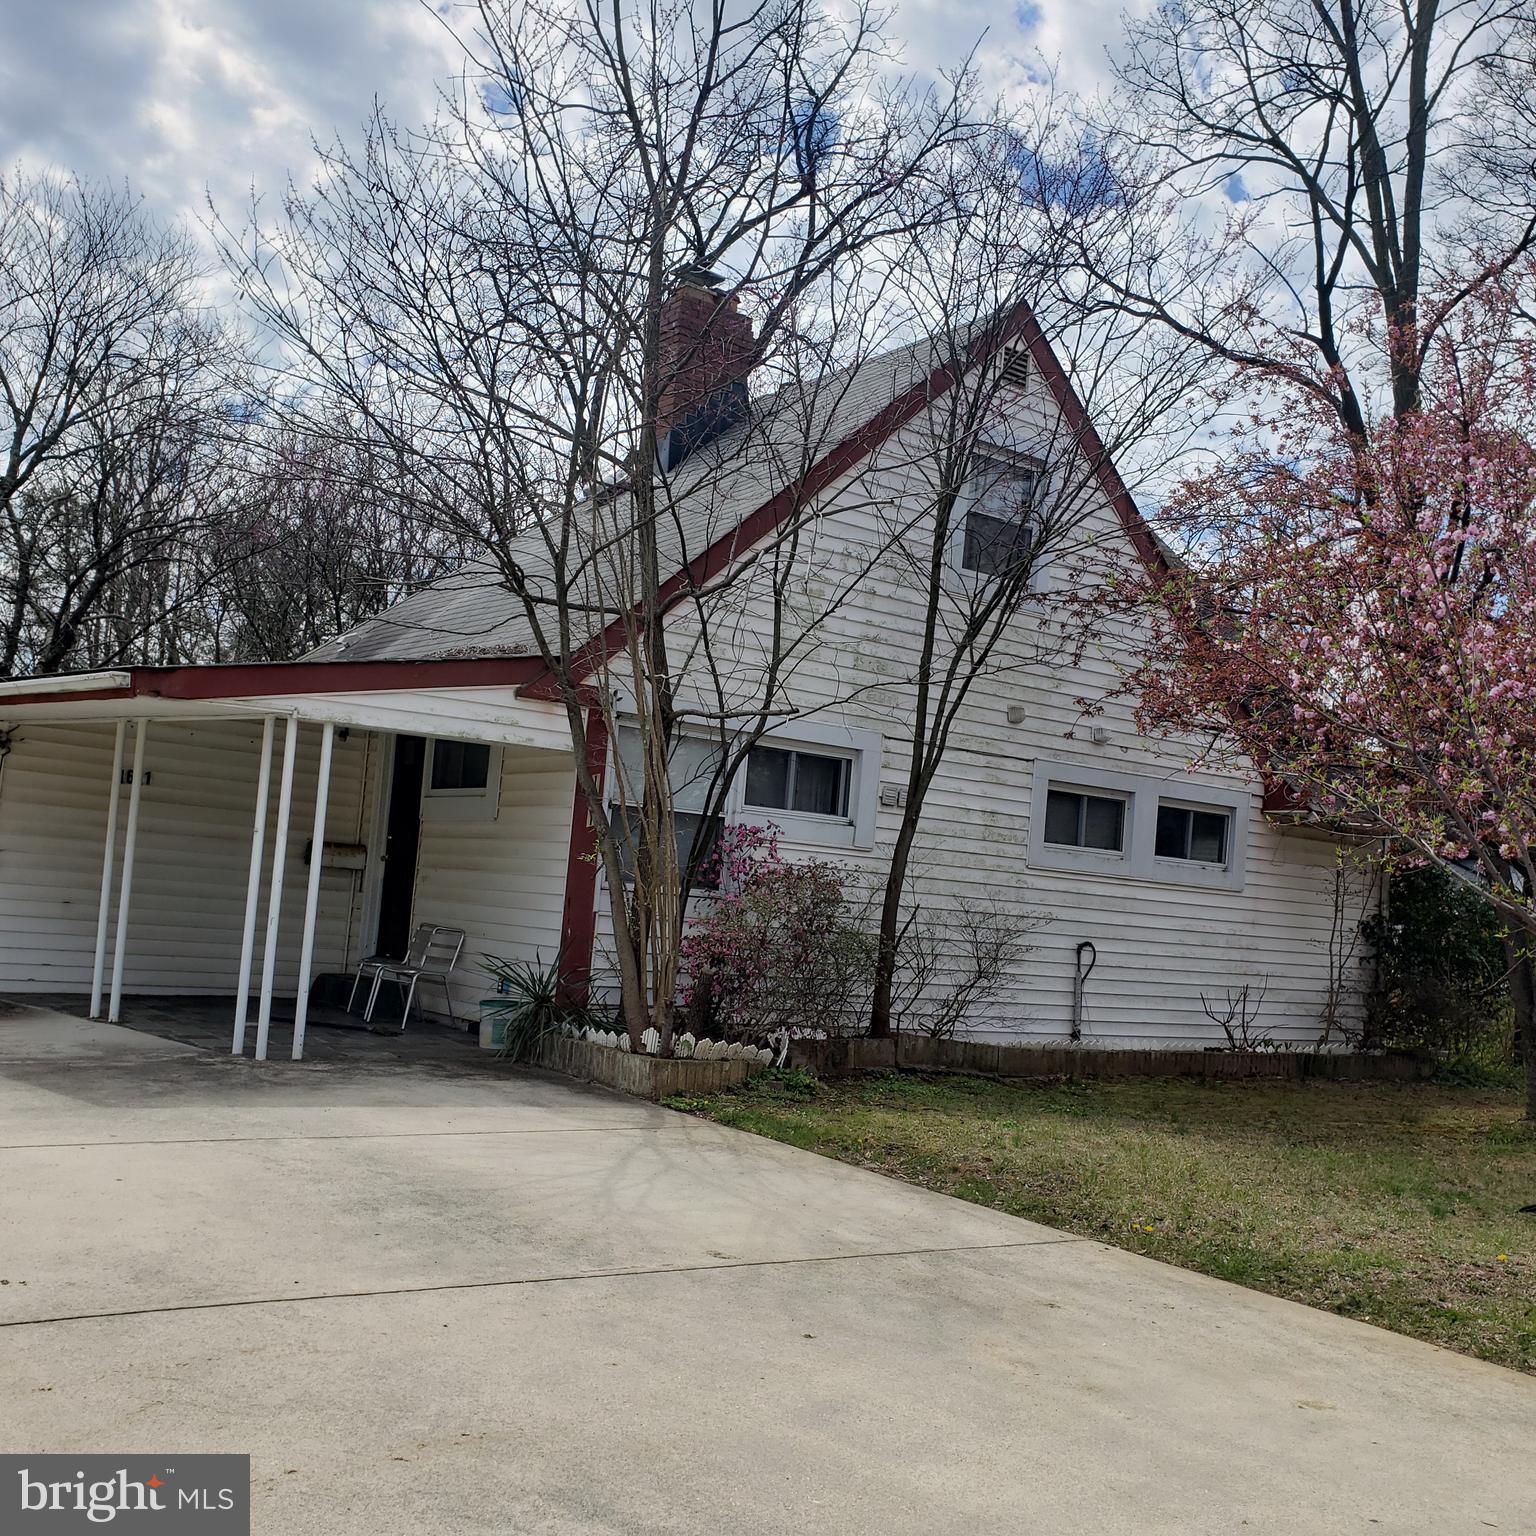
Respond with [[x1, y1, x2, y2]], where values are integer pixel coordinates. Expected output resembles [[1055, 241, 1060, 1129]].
[[479, 951, 588, 1063]]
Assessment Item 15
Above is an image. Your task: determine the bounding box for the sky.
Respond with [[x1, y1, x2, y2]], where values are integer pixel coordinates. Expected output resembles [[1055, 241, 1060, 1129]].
[[0, 0, 1135, 243]]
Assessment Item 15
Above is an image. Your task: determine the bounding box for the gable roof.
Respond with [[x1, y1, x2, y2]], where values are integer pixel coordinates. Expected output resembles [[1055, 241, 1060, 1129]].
[[305, 302, 1168, 689], [299, 332, 961, 665]]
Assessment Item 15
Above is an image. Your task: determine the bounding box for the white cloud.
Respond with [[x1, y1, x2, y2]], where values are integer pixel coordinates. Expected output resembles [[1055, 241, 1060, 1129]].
[[0, 0, 1139, 235], [0, 0, 461, 230]]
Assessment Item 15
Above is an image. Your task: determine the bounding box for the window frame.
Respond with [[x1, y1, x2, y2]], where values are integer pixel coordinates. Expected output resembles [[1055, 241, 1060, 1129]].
[[944, 447, 1047, 591], [600, 719, 881, 883], [730, 722, 880, 851], [420, 738, 502, 823], [1027, 760, 1248, 892], [602, 725, 728, 892], [1041, 785, 1129, 856], [1153, 798, 1233, 870], [743, 743, 851, 823]]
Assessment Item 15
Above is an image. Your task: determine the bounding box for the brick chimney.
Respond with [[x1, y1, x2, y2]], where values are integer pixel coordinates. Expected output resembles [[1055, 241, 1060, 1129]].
[[655, 268, 756, 469]]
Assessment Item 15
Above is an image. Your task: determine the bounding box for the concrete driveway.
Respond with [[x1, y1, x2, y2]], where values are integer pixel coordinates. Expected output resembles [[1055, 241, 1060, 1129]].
[[2, 1004, 1533, 1535]]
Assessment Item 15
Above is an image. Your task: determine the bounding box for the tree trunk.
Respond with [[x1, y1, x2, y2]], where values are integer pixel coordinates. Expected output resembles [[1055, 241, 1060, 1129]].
[[869, 811, 921, 1037], [1505, 925, 1536, 1122]]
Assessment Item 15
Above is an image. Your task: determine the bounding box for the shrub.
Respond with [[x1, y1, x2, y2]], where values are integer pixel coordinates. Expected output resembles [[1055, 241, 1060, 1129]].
[[887, 896, 1040, 1039], [1359, 865, 1510, 1061], [480, 951, 590, 1062], [679, 825, 875, 1041]]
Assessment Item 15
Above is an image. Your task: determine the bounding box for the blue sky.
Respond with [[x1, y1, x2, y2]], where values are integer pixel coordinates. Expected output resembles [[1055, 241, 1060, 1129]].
[[0, 0, 1137, 238]]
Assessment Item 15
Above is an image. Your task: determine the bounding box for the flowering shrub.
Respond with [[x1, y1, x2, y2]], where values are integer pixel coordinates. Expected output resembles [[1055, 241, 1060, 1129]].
[[678, 824, 874, 1040]]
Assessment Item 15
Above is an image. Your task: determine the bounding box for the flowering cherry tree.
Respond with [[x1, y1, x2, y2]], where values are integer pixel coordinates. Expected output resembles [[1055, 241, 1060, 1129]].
[[1124, 273, 1536, 1110]]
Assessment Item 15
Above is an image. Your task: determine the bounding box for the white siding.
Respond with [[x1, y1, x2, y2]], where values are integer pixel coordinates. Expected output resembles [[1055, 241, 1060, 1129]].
[[0, 718, 368, 995], [406, 746, 576, 1018], [586, 380, 1378, 1049]]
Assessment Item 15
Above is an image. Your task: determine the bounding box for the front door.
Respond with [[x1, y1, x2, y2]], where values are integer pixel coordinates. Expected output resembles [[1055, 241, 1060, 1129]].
[[375, 734, 426, 960]]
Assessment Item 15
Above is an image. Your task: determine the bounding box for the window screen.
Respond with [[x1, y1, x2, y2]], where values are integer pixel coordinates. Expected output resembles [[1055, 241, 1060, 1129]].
[[1043, 788, 1125, 851], [744, 745, 852, 819], [1155, 804, 1230, 865]]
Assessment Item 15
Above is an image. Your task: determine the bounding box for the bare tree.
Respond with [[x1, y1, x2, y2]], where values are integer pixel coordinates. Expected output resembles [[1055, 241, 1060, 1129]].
[[1057, 0, 1536, 439], [195, 429, 454, 662], [0, 170, 247, 675], [220, 0, 1003, 1050], [862, 124, 1209, 1036]]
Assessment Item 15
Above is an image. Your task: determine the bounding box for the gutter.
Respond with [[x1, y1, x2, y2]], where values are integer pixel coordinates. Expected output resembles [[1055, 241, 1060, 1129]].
[[0, 670, 131, 698]]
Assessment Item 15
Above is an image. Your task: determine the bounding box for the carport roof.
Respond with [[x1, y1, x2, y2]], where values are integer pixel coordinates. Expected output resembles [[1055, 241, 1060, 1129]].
[[0, 655, 545, 710]]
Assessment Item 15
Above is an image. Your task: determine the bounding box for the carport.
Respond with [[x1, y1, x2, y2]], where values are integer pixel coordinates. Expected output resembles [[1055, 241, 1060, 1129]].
[[0, 659, 591, 1060]]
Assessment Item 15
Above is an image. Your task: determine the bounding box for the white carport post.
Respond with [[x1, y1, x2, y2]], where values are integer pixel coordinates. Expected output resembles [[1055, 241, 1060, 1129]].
[[290, 721, 335, 1061], [254, 715, 299, 1062], [231, 714, 277, 1055], [107, 721, 149, 1023], [87, 720, 127, 1020]]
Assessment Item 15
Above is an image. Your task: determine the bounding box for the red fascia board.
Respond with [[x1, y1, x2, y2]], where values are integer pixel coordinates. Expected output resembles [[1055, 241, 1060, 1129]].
[[1, 656, 546, 709], [556, 706, 609, 1004], [521, 307, 1037, 699], [0, 683, 135, 708]]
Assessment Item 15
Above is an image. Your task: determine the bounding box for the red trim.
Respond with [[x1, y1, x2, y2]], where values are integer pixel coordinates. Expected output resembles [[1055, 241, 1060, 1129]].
[[1018, 310, 1174, 585], [1262, 778, 1308, 815], [0, 656, 545, 709], [556, 706, 608, 1005], [520, 311, 1036, 698], [0, 684, 134, 707]]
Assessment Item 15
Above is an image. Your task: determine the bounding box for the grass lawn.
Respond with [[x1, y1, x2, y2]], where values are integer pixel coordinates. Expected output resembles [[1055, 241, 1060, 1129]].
[[671, 1070, 1536, 1373]]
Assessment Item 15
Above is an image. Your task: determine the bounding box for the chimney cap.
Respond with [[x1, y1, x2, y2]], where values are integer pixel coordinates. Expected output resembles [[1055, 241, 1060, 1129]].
[[673, 263, 725, 292]]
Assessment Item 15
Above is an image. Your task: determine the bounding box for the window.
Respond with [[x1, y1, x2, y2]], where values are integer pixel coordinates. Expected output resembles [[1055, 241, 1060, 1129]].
[[1043, 788, 1125, 853], [744, 745, 852, 820], [734, 723, 879, 850], [608, 727, 724, 889], [960, 455, 1038, 578], [428, 740, 491, 793], [421, 738, 501, 821], [1028, 761, 1248, 892], [1155, 803, 1230, 866]]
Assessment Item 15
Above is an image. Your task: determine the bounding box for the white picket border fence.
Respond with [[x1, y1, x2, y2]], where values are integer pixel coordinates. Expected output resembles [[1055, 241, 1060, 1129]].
[[568, 1023, 780, 1066]]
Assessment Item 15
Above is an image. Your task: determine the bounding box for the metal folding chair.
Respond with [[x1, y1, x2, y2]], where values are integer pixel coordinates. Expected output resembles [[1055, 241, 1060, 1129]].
[[349, 925, 466, 1028], [347, 923, 431, 1016]]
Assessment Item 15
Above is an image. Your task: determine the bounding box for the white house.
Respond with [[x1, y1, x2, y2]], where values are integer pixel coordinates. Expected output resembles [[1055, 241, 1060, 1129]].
[[0, 282, 1372, 1056]]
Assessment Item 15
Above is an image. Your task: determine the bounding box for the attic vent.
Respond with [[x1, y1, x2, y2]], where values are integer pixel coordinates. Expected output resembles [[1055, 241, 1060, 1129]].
[[998, 346, 1031, 389]]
